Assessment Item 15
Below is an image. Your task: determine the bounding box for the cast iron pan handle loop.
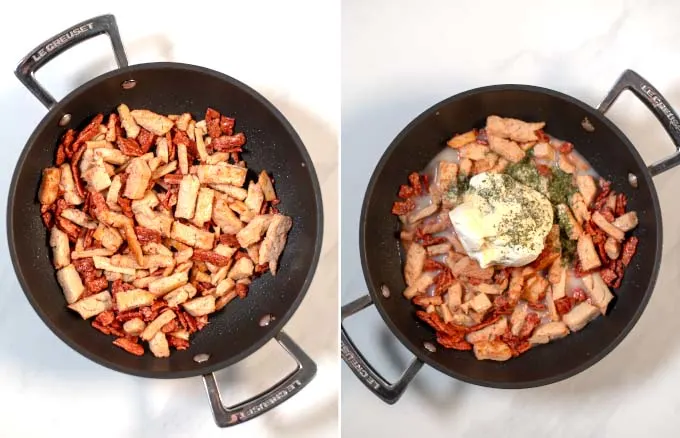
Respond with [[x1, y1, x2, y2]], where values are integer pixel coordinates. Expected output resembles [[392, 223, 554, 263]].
[[15, 14, 128, 109], [341, 294, 424, 404], [598, 69, 680, 176], [202, 331, 317, 427]]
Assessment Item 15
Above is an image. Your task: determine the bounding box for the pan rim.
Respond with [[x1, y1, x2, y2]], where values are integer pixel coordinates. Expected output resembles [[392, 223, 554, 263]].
[[7, 61, 324, 379], [359, 83, 662, 389]]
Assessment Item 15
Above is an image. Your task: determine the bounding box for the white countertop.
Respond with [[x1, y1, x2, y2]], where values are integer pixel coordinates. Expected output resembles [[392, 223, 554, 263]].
[[341, 0, 680, 436], [0, 2, 338, 437]]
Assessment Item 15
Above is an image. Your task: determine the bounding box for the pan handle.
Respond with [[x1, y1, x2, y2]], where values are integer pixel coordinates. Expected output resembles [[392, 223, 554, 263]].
[[202, 330, 317, 427], [341, 294, 424, 404], [598, 69, 680, 176], [15, 14, 128, 109]]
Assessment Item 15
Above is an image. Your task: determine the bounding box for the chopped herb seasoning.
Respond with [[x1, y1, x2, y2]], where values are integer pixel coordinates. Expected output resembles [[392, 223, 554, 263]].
[[560, 231, 577, 264], [504, 156, 545, 193], [548, 168, 578, 204], [555, 205, 574, 237], [445, 174, 470, 202]]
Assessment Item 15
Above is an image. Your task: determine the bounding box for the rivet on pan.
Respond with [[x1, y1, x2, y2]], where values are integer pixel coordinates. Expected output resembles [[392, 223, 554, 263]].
[[381, 284, 391, 298], [423, 341, 437, 353], [58, 114, 71, 126], [121, 79, 137, 90], [435, 111, 440, 116], [628, 173, 639, 188], [301, 162, 306, 167], [581, 117, 595, 132], [259, 314, 275, 327], [193, 353, 210, 363]]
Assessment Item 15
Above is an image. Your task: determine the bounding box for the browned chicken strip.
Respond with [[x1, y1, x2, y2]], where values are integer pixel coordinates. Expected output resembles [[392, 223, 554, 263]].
[[486, 115, 545, 142], [259, 215, 293, 275], [39, 167, 61, 205]]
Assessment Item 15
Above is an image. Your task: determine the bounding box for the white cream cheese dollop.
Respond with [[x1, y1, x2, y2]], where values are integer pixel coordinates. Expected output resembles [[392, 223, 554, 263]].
[[448, 172, 554, 268]]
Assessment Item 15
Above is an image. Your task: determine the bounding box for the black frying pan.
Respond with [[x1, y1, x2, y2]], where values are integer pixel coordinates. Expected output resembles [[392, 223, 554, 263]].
[[7, 15, 323, 426], [342, 70, 680, 403]]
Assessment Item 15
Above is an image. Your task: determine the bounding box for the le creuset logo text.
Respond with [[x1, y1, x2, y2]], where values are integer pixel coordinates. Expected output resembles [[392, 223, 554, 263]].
[[232, 380, 302, 423], [640, 83, 680, 131], [31, 23, 94, 62], [341, 342, 380, 390]]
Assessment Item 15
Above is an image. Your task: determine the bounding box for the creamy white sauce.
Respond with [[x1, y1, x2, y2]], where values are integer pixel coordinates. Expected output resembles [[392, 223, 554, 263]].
[[449, 172, 554, 268]]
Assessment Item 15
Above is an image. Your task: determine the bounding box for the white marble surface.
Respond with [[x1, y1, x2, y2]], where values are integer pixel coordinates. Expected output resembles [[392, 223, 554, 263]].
[[342, 0, 680, 436], [0, 1, 338, 437]]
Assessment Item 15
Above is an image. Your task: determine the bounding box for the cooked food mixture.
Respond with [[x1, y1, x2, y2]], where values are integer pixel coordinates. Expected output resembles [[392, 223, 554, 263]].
[[392, 115, 639, 361], [39, 106, 291, 358]]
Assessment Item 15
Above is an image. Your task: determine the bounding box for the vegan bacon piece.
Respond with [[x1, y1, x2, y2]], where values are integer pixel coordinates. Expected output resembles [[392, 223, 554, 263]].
[[235, 283, 249, 299], [85, 276, 108, 295], [206, 107, 222, 138], [173, 129, 198, 158], [437, 332, 472, 351], [75, 114, 104, 146], [39, 106, 293, 359], [191, 249, 231, 266], [70, 144, 87, 198], [391, 199, 415, 215], [137, 128, 156, 153], [220, 116, 235, 136], [135, 226, 162, 245], [621, 236, 638, 266], [211, 133, 246, 152], [117, 196, 134, 218], [615, 193, 628, 217], [168, 336, 190, 350], [56, 129, 76, 164], [96, 310, 115, 326], [117, 137, 144, 157], [554, 296, 574, 316], [398, 184, 416, 199], [219, 233, 240, 247], [557, 141, 574, 154], [423, 259, 447, 272], [408, 172, 422, 195], [113, 337, 144, 356]]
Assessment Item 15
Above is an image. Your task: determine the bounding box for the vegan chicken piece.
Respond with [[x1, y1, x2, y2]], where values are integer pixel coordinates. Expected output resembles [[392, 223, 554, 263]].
[[404, 243, 426, 287], [195, 164, 247, 186], [50, 227, 71, 269], [149, 332, 171, 358], [130, 110, 174, 136], [473, 340, 513, 361], [68, 291, 113, 320], [39, 167, 61, 205], [56, 264, 85, 304], [575, 174, 597, 206], [118, 104, 140, 138], [446, 130, 477, 149], [529, 322, 570, 345], [213, 196, 244, 234], [486, 115, 545, 143], [124, 158, 152, 200], [175, 175, 201, 219], [562, 302, 600, 332], [612, 211, 638, 232], [37, 106, 293, 358], [259, 215, 293, 275], [487, 135, 525, 163]]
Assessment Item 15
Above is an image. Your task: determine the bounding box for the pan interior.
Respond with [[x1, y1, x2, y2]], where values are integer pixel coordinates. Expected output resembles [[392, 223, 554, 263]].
[[8, 63, 322, 378], [361, 86, 661, 388]]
